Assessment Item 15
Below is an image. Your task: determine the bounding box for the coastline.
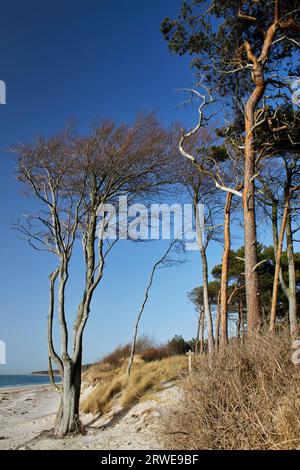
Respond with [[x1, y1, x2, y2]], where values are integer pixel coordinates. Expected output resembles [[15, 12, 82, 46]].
[[0, 384, 55, 393]]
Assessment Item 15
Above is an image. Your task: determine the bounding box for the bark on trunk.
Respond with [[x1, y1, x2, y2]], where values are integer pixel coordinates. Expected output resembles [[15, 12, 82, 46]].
[[238, 296, 245, 342], [219, 192, 233, 350], [200, 247, 214, 355], [243, 16, 279, 331], [55, 353, 82, 437], [215, 290, 221, 350], [242, 28, 279, 332], [200, 307, 205, 353], [244, 89, 263, 332], [286, 211, 298, 337]]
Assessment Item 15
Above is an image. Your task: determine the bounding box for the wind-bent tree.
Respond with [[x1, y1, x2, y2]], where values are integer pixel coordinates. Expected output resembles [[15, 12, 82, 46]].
[[14, 114, 174, 436], [127, 238, 183, 377], [162, 0, 300, 331]]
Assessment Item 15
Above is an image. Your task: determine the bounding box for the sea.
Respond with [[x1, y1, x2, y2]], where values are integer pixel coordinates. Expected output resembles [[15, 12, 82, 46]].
[[0, 375, 61, 389]]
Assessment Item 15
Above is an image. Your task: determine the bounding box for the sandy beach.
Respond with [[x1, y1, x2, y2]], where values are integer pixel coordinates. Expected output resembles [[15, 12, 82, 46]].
[[0, 385, 59, 450], [0, 382, 178, 450]]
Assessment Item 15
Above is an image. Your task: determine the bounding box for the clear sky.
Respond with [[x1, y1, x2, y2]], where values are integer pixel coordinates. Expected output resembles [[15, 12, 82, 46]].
[[0, 0, 239, 374]]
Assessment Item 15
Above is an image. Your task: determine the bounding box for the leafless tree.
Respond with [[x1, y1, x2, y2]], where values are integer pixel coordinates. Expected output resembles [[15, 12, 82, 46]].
[[14, 114, 175, 436], [127, 238, 184, 377]]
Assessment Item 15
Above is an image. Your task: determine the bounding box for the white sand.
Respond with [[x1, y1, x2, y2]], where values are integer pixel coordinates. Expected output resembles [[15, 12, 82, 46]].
[[0, 383, 179, 450], [0, 385, 60, 450]]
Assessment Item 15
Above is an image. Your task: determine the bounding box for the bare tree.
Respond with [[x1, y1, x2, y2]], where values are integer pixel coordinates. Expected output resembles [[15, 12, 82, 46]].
[[14, 114, 174, 436], [127, 238, 183, 377]]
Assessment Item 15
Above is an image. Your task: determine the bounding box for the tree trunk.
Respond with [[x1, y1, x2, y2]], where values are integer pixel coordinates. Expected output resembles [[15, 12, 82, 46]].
[[270, 196, 290, 331], [237, 314, 241, 340], [55, 353, 82, 437], [200, 307, 205, 353], [286, 210, 298, 337], [272, 199, 289, 300], [127, 318, 140, 377], [219, 192, 233, 350], [200, 247, 214, 355], [195, 308, 202, 354], [215, 290, 221, 350], [194, 198, 214, 355], [239, 296, 245, 342], [243, 18, 279, 331], [244, 89, 263, 332], [127, 239, 177, 377]]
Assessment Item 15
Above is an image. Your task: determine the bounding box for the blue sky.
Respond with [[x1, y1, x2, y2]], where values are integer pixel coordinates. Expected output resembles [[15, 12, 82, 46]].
[[0, 0, 241, 374]]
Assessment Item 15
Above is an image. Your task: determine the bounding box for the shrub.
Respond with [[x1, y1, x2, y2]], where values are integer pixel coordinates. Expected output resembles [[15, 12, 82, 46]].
[[100, 335, 156, 368], [162, 331, 300, 450], [101, 344, 131, 368], [140, 346, 169, 362]]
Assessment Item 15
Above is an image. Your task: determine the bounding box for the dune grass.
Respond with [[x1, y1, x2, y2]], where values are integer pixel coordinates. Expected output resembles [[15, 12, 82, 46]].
[[161, 331, 300, 450], [81, 355, 187, 416]]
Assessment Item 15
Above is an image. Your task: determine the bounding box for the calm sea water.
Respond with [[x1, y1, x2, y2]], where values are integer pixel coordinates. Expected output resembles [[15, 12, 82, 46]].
[[0, 375, 61, 389]]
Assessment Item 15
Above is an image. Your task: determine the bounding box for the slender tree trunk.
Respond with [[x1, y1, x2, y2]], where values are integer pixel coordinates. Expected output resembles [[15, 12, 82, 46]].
[[127, 315, 141, 377], [237, 314, 241, 340], [219, 192, 233, 350], [270, 195, 290, 331], [286, 210, 298, 337], [195, 308, 203, 354], [127, 240, 177, 377], [200, 307, 205, 353], [194, 197, 214, 355], [239, 296, 245, 342], [272, 199, 289, 299], [199, 242, 214, 355], [215, 290, 221, 350]]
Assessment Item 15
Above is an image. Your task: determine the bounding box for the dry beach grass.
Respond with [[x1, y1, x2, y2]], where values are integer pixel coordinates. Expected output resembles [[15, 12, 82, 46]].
[[162, 331, 300, 450]]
